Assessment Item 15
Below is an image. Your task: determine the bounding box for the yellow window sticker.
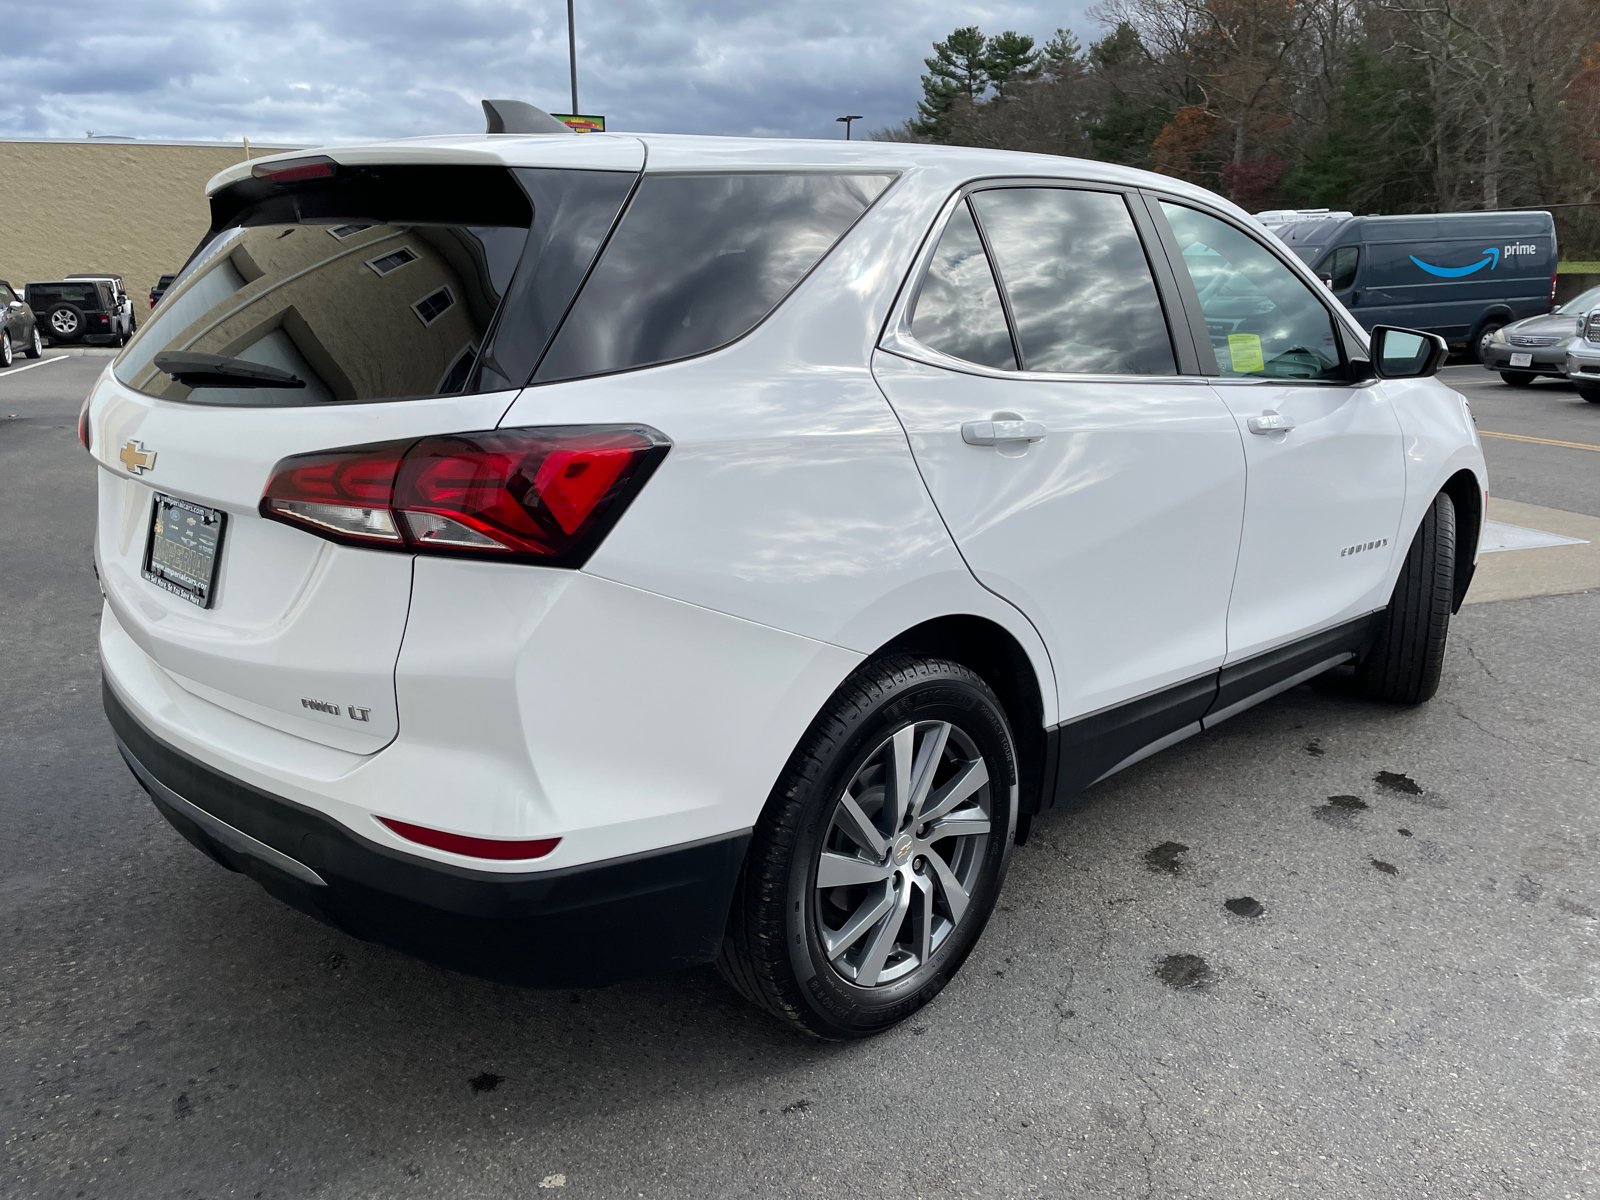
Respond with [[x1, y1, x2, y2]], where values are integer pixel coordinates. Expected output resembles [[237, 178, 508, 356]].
[[1227, 334, 1265, 373]]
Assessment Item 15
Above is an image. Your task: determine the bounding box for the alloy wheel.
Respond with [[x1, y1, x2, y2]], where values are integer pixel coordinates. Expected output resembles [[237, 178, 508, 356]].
[[1, 333, 12, 367], [814, 719, 993, 988], [50, 310, 79, 336]]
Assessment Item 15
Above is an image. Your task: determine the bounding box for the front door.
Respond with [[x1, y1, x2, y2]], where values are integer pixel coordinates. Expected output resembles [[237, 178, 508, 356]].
[[1153, 200, 1407, 662], [874, 184, 1247, 723]]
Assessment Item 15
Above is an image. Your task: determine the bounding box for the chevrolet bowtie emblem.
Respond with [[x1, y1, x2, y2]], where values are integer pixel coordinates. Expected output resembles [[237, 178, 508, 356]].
[[119, 440, 156, 475]]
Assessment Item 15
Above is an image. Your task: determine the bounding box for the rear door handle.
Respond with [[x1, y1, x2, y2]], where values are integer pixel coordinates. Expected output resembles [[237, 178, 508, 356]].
[[1247, 410, 1296, 435], [962, 420, 1047, 446]]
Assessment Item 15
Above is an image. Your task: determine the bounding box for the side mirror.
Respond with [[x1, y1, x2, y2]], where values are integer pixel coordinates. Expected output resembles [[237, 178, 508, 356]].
[[1370, 325, 1449, 379], [1317, 272, 1334, 291]]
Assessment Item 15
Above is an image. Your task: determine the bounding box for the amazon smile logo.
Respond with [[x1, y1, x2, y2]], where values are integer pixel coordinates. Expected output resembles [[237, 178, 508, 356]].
[[1411, 246, 1500, 278]]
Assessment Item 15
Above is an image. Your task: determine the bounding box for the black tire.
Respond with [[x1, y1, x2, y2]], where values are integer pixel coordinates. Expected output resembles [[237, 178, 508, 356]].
[[47, 303, 84, 343], [1499, 371, 1536, 387], [1472, 321, 1505, 363], [718, 654, 1018, 1039], [1577, 386, 1600, 405], [23, 323, 42, 359], [1357, 492, 1456, 704]]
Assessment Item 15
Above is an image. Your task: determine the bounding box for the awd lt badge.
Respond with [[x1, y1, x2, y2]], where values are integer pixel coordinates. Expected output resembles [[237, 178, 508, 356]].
[[119, 440, 157, 475]]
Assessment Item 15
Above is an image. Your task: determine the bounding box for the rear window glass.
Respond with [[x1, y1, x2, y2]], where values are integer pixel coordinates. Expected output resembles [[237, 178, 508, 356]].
[[113, 166, 636, 407], [533, 172, 893, 382], [29, 283, 104, 309]]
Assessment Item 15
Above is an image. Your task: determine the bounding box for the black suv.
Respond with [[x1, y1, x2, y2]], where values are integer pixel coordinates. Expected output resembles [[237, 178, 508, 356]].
[[26, 279, 124, 346]]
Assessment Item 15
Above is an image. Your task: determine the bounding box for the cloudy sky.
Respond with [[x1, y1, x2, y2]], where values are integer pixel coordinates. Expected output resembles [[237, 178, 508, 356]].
[[2, 1, 1100, 146]]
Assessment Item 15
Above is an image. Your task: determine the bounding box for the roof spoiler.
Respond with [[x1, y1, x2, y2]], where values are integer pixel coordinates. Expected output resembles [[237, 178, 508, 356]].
[[482, 99, 575, 136]]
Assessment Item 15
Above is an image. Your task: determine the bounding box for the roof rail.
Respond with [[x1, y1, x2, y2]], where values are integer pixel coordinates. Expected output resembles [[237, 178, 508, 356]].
[[481, 99, 575, 136]]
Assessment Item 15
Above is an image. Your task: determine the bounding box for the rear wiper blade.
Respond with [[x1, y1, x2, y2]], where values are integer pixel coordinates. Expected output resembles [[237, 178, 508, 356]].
[[153, 351, 307, 390]]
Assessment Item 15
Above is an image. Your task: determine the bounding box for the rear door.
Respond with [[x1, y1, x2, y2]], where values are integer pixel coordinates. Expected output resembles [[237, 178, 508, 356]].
[[1150, 198, 1406, 664], [92, 157, 640, 753], [873, 183, 1247, 723]]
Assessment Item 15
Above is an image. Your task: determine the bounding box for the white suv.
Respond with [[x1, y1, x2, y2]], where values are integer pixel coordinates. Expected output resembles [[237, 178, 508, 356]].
[[85, 123, 1486, 1039]]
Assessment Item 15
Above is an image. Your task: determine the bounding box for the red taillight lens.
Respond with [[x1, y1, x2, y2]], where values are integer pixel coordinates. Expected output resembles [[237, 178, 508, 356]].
[[251, 155, 337, 183], [1552, 272, 1559, 305], [77, 398, 92, 452], [260, 425, 668, 566], [378, 817, 559, 861]]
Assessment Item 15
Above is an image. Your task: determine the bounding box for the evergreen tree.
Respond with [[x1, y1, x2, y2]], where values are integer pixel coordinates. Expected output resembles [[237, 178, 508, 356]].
[[985, 31, 1040, 100], [913, 26, 989, 140]]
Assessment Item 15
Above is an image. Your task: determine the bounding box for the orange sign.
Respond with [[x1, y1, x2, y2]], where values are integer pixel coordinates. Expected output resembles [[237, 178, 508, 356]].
[[553, 114, 606, 133]]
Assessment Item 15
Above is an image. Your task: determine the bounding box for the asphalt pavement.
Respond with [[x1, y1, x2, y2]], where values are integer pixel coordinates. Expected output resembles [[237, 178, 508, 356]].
[[3, 354, 1598, 1199]]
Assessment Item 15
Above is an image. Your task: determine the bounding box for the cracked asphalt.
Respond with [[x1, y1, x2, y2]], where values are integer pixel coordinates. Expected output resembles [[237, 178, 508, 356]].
[[4, 356, 1598, 1198]]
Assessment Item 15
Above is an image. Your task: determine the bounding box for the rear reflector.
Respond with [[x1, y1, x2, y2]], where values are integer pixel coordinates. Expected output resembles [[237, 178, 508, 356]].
[[379, 817, 560, 861], [261, 425, 669, 567], [251, 155, 338, 183]]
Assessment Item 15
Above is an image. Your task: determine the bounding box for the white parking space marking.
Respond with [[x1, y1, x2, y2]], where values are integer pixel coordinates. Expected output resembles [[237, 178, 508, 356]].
[[0, 355, 69, 379], [1478, 520, 1588, 553]]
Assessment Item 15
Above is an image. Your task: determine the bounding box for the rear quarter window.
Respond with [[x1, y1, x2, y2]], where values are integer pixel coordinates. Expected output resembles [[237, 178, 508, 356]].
[[533, 172, 894, 382]]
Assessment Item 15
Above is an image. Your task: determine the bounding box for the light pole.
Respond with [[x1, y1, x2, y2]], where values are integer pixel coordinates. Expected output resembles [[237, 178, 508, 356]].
[[567, 0, 579, 115], [836, 115, 863, 139]]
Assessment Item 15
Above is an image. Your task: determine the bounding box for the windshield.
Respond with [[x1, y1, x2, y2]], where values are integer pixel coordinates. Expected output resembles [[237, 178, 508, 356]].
[[1555, 285, 1600, 314], [1290, 247, 1321, 266]]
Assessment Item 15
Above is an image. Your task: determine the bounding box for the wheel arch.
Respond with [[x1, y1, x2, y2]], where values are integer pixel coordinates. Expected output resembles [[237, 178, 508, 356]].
[[1439, 468, 1482, 613], [876, 615, 1053, 818]]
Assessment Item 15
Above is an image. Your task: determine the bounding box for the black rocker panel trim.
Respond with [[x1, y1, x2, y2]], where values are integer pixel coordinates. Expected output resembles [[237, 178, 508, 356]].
[[1039, 612, 1383, 809], [105, 679, 750, 988], [1207, 612, 1380, 718], [1047, 672, 1218, 803]]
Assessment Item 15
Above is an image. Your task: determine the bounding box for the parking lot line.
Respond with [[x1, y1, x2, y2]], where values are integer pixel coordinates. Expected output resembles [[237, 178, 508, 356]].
[[1478, 429, 1600, 453], [0, 355, 69, 379]]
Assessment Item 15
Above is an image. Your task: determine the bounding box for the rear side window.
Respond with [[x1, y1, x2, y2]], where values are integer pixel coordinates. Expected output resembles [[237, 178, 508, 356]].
[[533, 173, 893, 382], [910, 200, 1016, 371], [1160, 202, 1345, 381], [969, 187, 1175, 375]]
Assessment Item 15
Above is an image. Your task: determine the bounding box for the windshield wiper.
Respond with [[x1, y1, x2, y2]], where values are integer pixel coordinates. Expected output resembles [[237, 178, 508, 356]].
[[153, 351, 307, 390]]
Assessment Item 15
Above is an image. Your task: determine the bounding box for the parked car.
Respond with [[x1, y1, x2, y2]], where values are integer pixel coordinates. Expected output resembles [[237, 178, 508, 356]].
[[1260, 209, 1558, 360], [1566, 309, 1600, 402], [149, 273, 177, 310], [1479, 283, 1600, 386], [0, 278, 44, 365], [88, 118, 1486, 1039], [27, 279, 124, 346], [66, 273, 137, 340]]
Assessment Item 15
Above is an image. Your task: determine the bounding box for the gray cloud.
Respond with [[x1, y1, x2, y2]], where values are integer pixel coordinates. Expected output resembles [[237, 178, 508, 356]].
[[1, 1, 1095, 144]]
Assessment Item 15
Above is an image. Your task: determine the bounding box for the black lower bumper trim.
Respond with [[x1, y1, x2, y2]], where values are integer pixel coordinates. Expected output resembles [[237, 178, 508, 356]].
[[105, 679, 751, 988]]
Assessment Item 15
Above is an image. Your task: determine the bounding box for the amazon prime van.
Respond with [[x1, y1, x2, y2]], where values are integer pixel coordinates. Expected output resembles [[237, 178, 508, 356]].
[[1260, 210, 1558, 359]]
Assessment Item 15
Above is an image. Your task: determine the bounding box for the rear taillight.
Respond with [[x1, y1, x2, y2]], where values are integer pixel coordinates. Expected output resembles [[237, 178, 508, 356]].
[[1551, 272, 1559, 305], [77, 398, 92, 452], [378, 817, 559, 861], [260, 425, 669, 567]]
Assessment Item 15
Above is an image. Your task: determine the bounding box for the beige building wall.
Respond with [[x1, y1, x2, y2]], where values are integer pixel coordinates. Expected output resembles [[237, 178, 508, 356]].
[[0, 139, 298, 306]]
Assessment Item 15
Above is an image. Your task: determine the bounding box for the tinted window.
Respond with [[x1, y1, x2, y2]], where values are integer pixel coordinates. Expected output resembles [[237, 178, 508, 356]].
[[1328, 245, 1359, 291], [910, 200, 1016, 371], [1160, 202, 1345, 381], [534, 173, 892, 382], [113, 167, 638, 406], [971, 187, 1174, 375], [29, 283, 104, 309], [0, 286, 13, 304], [114, 221, 529, 406]]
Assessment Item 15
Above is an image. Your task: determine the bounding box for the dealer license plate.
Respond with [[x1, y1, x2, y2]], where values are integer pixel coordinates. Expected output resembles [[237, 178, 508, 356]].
[[1510, 352, 1533, 368], [143, 493, 226, 608]]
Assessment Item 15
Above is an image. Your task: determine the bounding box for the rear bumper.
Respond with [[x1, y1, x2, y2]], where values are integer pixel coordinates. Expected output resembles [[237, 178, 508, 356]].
[[107, 679, 750, 988]]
